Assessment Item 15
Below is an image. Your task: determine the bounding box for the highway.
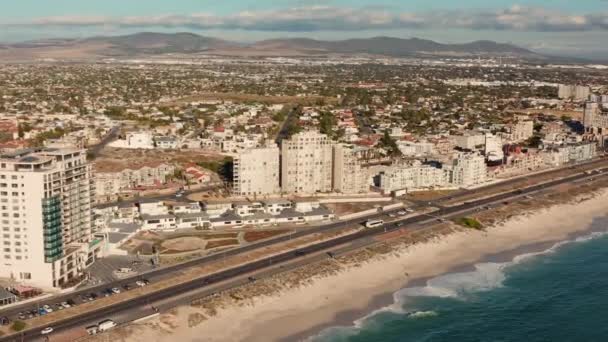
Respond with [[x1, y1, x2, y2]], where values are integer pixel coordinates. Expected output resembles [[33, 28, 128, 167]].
[[1, 163, 607, 341]]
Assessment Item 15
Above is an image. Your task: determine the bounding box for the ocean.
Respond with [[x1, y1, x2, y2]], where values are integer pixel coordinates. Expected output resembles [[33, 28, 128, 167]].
[[311, 217, 608, 342]]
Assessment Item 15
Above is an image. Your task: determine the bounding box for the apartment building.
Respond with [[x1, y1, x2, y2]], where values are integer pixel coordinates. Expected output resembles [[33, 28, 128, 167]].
[[448, 152, 487, 187], [508, 116, 534, 143], [94, 162, 175, 202], [0, 148, 102, 289], [233, 146, 280, 196], [558, 85, 590, 100], [379, 160, 447, 194], [281, 131, 333, 194], [332, 144, 368, 194]]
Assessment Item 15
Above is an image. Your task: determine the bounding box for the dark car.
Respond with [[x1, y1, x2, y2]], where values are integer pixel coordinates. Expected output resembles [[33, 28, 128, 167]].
[[123, 284, 132, 291], [326, 252, 335, 259], [247, 276, 256, 282], [295, 250, 306, 256], [0, 316, 10, 326]]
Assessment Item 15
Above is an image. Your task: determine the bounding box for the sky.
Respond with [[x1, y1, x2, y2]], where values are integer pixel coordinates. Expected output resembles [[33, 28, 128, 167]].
[[2, 0, 608, 58]]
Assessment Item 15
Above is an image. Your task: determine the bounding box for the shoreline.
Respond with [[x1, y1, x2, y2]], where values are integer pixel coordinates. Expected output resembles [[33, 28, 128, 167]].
[[94, 188, 608, 342], [289, 217, 608, 342]]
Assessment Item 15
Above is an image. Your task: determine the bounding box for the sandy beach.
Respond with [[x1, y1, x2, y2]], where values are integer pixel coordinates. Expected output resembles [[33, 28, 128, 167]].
[[102, 189, 608, 342]]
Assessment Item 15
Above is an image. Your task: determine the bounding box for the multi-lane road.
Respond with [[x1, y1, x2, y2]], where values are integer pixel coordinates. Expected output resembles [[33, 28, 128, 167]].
[[2, 160, 608, 341]]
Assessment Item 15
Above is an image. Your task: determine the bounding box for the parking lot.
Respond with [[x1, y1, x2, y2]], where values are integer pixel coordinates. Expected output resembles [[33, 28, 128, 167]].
[[83, 255, 154, 287]]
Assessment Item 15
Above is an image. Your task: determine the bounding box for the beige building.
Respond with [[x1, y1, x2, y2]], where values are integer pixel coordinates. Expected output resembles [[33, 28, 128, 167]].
[[379, 160, 448, 194], [233, 146, 280, 196], [508, 116, 534, 143], [281, 131, 333, 194], [0, 148, 102, 289], [332, 144, 368, 194], [94, 162, 175, 202]]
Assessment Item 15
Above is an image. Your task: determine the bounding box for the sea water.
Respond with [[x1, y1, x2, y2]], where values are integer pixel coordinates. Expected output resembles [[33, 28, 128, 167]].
[[311, 218, 608, 342]]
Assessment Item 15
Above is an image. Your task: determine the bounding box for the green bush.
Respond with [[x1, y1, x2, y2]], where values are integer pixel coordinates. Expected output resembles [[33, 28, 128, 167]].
[[11, 320, 26, 332], [455, 217, 483, 230]]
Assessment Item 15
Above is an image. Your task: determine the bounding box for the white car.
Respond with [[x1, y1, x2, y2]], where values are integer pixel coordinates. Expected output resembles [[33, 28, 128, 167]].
[[43, 305, 53, 313], [61, 302, 71, 309], [41, 327, 54, 335], [111, 287, 121, 294], [136, 280, 146, 287]]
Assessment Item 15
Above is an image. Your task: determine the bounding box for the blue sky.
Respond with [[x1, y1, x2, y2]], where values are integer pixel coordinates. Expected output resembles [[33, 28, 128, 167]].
[[2, 1, 608, 57]]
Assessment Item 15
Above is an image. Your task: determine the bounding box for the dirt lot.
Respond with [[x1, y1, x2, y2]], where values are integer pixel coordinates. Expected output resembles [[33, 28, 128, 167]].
[[95, 148, 226, 173]]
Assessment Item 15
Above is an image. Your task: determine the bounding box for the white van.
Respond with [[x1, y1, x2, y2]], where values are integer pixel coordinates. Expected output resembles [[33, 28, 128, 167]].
[[98, 319, 117, 332]]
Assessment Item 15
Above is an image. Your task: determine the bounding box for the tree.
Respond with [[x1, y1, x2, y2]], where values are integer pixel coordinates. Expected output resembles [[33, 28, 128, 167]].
[[379, 130, 402, 157]]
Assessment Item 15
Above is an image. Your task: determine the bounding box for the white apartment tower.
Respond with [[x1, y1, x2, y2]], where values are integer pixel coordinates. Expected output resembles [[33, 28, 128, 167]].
[[281, 131, 333, 194], [332, 144, 368, 194], [0, 148, 102, 289], [449, 152, 487, 187], [233, 146, 280, 196]]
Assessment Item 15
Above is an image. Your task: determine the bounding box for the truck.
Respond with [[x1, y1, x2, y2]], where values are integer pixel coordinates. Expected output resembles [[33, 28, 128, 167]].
[[98, 319, 117, 332]]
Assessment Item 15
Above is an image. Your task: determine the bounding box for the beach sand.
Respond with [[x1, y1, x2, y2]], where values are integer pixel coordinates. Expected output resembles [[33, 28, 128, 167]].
[[113, 190, 608, 342]]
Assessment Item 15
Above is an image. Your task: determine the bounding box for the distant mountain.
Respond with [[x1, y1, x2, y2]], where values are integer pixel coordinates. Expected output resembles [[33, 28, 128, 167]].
[[0, 32, 542, 61], [250, 36, 537, 58], [84, 32, 236, 55]]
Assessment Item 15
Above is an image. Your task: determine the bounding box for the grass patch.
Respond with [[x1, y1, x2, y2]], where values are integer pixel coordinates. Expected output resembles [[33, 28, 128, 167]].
[[243, 230, 290, 243], [454, 217, 483, 230], [11, 321, 26, 332]]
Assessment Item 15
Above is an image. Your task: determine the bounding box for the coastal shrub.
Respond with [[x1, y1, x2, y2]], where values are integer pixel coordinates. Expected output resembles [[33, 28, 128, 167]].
[[455, 217, 483, 230], [11, 321, 26, 332]]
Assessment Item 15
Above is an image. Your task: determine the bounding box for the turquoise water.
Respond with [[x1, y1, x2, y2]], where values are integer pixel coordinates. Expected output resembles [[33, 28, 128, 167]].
[[312, 223, 608, 342]]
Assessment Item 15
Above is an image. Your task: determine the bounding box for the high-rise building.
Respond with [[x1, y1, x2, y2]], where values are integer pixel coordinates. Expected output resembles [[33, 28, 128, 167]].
[[448, 152, 487, 187], [233, 146, 280, 196], [332, 144, 368, 194], [0, 148, 102, 289], [281, 131, 333, 194], [508, 115, 534, 143], [558, 85, 590, 100]]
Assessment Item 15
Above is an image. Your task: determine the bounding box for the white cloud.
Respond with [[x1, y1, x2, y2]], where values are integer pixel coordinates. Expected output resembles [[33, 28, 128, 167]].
[[8, 6, 608, 32]]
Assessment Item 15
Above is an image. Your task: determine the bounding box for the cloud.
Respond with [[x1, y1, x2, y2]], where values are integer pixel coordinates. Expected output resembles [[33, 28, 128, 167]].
[[8, 5, 608, 32]]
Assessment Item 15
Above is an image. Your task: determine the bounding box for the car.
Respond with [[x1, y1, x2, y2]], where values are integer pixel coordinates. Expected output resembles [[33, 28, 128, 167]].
[[294, 250, 306, 256], [0, 316, 10, 326], [175, 193, 183, 198], [42, 305, 53, 313], [41, 327, 54, 335], [111, 287, 121, 294], [136, 280, 146, 287], [388, 213, 397, 218], [67, 299, 76, 306], [405, 208, 415, 213], [61, 301, 71, 309], [326, 251, 335, 259], [142, 278, 150, 285], [397, 210, 407, 216], [123, 284, 132, 291], [54, 303, 64, 310], [247, 276, 256, 282]]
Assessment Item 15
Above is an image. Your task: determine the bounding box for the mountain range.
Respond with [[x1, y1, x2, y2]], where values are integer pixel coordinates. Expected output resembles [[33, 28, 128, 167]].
[[0, 32, 544, 61]]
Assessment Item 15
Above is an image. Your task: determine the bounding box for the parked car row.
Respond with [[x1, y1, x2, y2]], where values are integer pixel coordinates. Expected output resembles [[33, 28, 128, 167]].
[[17, 279, 150, 321]]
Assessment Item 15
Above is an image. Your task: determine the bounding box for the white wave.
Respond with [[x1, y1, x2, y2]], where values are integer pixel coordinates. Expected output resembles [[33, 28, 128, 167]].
[[398, 262, 507, 300], [306, 230, 608, 342], [408, 310, 438, 319]]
